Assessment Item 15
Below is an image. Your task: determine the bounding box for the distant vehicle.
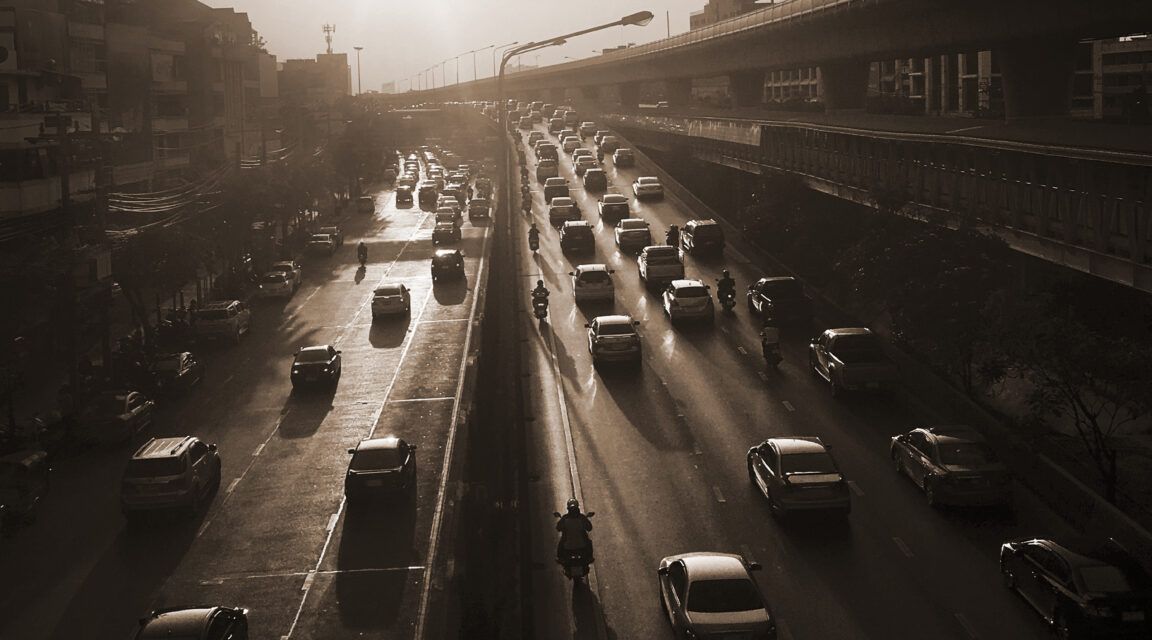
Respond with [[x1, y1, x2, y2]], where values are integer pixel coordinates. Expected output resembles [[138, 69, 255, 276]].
[[586, 315, 642, 366], [543, 177, 570, 202], [437, 195, 463, 215], [614, 218, 652, 253], [573, 155, 597, 176], [563, 110, 580, 127], [598, 193, 631, 224], [528, 131, 545, 145], [431, 248, 465, 281], [808, 328, 899, 397], [662, 279, 714, 325], [536, 143, 559, 162], [747, 436, 851, 518], [562, 136, 581, 153], [891, 425, 1012, 507], [418, 182, 439, 205], [632, 176, 664, 200], [579, 121, 597, 137], [468, 197, 491, 220], [257, 271, 295, 298], [569, 264, 616, 303], [548, 197, 581, 227], [396, 185, 414, 205], [658, 553, 775, 640], [613, 148, 636, 167], [317, 225, 343, 247], [121, 436, 221, 517], [432, 221, 461, 245], [268, 260, 302, 289], [637, 245, 684, 289], [548, 118, 564, 133], [357, 196, 375, 213], [291, 345, 342, 389], [371, 283, 411, 319], [593, 130, 611, 146], [529, 110, 543, 123], [559, 221, 595, 253], [518, 115, 533, 129], [680, 219, 725, 255], [536, 159, 559, 182], [599, 135, 620, 153], [345, 436, 417, 506], [192, 300, 250, 343], [308, 233, 337, 255], [746, 276, 812, 322], [133, 606, 250, 640], [1000, 537, 1152, 639], [146, 352, 205, 394], [582, 168, 608, 192]]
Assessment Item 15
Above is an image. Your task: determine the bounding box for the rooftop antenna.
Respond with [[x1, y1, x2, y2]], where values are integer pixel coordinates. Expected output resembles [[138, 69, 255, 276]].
[[322, 23, 336, 54]]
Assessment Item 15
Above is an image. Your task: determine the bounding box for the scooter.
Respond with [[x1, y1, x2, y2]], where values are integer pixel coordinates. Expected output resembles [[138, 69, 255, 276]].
[[553, 510, 596, 582], [358, 254, 367, 268], [718, 290, 736, 312], [532, 297, 549, 320], [528, 233, 540, 253], [762, 342, 782, 368]]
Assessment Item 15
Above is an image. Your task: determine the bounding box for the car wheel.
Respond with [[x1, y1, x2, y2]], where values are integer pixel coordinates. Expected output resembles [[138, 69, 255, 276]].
[[893, 454, 905, 476], [1001, 563, 1017, 590], [1053, 611, 1077, 640], [925, 479, 939, 507], [747, 297, 756, 313]]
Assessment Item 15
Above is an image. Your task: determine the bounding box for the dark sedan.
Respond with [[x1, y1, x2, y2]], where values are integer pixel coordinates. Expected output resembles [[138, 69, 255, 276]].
[[79, 391, 155, 444], [146, 352, 204, 394], [891, 425, 1011, 507], [747, 437, 850, 519], [345, 436, 417, 504], [746, 276, 812, 322], [290, 345, 342, 389], [431, 249, 465, 281], [1000, 538, 1151, 639]]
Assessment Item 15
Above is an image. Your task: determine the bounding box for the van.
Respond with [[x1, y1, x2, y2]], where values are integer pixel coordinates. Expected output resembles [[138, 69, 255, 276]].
[[192, 300, 251, 343], [681, 219, 726, 255]]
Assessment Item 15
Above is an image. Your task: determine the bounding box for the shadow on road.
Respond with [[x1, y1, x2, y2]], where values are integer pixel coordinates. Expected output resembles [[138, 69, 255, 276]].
[[369, 316, 411, 349], [279, 393, 334, 438], [335, 498, 419, 629], [432, 279, 468, 306], [571, 585, 617, 640]]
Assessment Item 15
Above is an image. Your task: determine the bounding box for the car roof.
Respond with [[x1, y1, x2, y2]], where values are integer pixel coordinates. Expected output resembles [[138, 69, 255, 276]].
[[922, 425, 986, 443], [619, 218, 648, 226], [434, 221, 456, 228], [576, 263, 609, 273], [434, 249, 461, 258], [139, 607, 218, 637], [602, 194, 628, 203], [637, 176, 659, 182], [756, 276, 798, 285], [198, 301, 237, 310], [298, 345, 332, 355], [271, 260, 298, 267], [687, 219, 718, 227], [585, 168, 605, 175], [614, 148, 633, 153], [356, 436, 405, 451], [644, 245, 677, 255], [132, 436, 194, 460], [551, 197, 574, 205], [593, 314, 635, 326], [675, 552, 752, 582], [544, 177, 567, 185], [670, 279, 705, 289], [374, 283, 404, 293], [766, 436, 827, 454], [826, 327, 873, 337]]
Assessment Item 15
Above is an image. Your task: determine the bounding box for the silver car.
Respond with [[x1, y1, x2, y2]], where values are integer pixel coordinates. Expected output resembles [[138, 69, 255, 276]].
[[658, 552, 776, 640], [662, 279, 714, 325]]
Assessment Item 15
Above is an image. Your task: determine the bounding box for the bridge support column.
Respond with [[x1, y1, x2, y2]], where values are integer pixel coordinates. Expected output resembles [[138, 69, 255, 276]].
[[728, 70, 764, 107], [999, 38, 1076, 119], [580, 86, 601, 102], [666, 78, 693, 107], [618, 82, 640, 108], [820, 59, 869, 110]]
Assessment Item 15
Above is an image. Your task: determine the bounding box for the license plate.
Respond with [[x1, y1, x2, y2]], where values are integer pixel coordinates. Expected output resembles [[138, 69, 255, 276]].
[[366, 480, 383, 487], [1122, 611, 1144, 621]]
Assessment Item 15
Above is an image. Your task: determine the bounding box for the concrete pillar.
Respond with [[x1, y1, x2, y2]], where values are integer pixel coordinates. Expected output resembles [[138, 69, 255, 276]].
[[998, 38, 1076, 119], [728, 70, 765, 107], [618, 82, 640, 108], [820, 59, 869, 110], [579, 86, 601, 102], [666, 78, 693, 106]]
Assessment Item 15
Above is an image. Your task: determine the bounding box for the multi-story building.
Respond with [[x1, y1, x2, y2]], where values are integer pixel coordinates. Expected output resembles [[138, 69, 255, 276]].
[[1088, 36, 1152, 120], [690, 0, 765, 30], [279, 53, 351, 109]]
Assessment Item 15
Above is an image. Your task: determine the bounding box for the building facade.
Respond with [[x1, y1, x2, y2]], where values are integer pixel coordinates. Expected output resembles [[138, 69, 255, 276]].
[[689, 0, 765, 30]]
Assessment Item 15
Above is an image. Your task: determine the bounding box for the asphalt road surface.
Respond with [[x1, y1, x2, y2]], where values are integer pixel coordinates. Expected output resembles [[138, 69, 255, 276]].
[[512, 122, 1079, 640], [0, 152, 490, 639]]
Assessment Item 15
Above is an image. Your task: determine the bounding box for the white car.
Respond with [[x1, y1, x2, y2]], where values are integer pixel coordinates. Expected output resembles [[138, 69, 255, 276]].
[[662, 279, 714, 324], [438, 196, 462, 214], [657, 552, 775, 640], [569, 264, 615, 303], [258, 271, 295, 298], [586, 315, 641, 366], [268, 260, 302, 289], [615, 218, 652, 253], [574, 155, 597, 176], [308, 234, 337, 255], [562, 136, 581, 153], [371, 283, 411, 319], [633, 176, 664, 200], [572, 148, 593, 162]]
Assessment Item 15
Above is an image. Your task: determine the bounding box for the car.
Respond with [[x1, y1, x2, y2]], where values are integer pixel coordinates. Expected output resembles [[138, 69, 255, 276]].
[[656, 100, 670, 109], [599, 135, 620, 153], [432, 221, 461, 244], [890, 426, 1012, 506], [548, 117, 564, 133], [290, 345, 342, 389], [0, 449, 49, 527], [345, 436, 417, 504], [437, 195, 462, 215], [534, 140, 556, 157], [613, 148, 635, 167], [586, 315, 642, 366], [680, 219, 726, 255], [308, 233, 337, 255], [658, 552, 776, 640], [582, 168, 608, 191], [268, 260, 302, 289], [579, 121, 597, 137], [121, 436, 221, 516], [396, 185, 414, 204], [318, 225, 343, 247], [371, 282, 411, 319], [79, 391, 154, 444], [559, 221, 595, 253], [528, 131, 545, 145], [597, 193, 631, 225], [573, 147, 593, 161], [562, 136, 581, 153], [357, 196, 374, 213], [573, 155, 597, 176], [536, 159, 559, 182], [468, 197, 490, 220], [537, 144, 559, 162], [518, 115, 533, 129], [559, 129, 578, 144], [746, 276, 812, 322], [1000, 538, 1152, 639], [133, 606, 249, 640], [431, 248, 465, 281], [397, 175, 417, 189], [570, 264, 615, 303], [529, 109, 543, 123], [614, 218, 651, 253], [563, 110, 580, 127], [662, 279, 714, 324], [638, 245, 685, 288], [548, 196, 581, 227], [747, 436, 851, 518], [543, 177, 570, 202], [632, 176, 664, 200], [418, 182, 439, 205], [809, 328, 900, 397], [191, 300, 250, 343], [146, 352, 204, 394], [593, 130, 610, 146], [257, 271, 295, 298]]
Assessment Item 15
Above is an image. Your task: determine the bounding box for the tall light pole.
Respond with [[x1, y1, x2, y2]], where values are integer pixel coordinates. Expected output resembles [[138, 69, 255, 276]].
[[353, 46, 363, 95], [440, 59, 448, 90], [492, 40, 518, 78]]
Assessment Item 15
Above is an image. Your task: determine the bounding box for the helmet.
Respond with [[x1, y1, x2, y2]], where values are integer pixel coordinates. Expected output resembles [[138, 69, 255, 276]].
[[537, 279, 544, 287], [669, 224, 678, 231], [566, 498, 580, 513], [722, 269, 730, 278]]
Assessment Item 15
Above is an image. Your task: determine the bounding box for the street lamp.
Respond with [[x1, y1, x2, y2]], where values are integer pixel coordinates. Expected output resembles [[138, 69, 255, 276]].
[[353, 46, 363, 95], [492, 40, 518, 78]]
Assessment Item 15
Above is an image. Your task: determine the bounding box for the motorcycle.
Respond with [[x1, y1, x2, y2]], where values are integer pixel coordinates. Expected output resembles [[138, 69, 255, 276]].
[[528, 232, 540, 253], [553, 510, 596, 581], [762, 341, 782, 368], [718, 289, 736, 312], [532, 295, 549, 320], [358, 252, 367, 268]]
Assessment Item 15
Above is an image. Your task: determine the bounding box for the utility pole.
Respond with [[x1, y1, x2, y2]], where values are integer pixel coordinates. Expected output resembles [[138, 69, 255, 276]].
[[354, 46, 363, 95], [54, 114, 79, 397]]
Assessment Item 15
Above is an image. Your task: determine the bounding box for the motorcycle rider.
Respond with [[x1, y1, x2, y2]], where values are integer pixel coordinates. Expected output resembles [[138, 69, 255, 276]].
[[665, 224, 680, 247], [716, 269, 736, 305], [555, 498, 594, 563], [532, 279, 549, 305], [357, 241, 368, 265], [528, 223, 540, 250]]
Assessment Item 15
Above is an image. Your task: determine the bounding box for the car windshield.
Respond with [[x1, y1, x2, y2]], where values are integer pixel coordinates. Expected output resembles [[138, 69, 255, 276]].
[[646, 251, 680, 265], [597, 323, 635, 336], [579, 271, 610, 284], [692, 225, 723, 239], [375, 285, 401, 296], [350, 448, 404, 471], [675, 286, 708, 298], [538, 160, 556, 168], [686, 578, 762, 613], [310, 235, 330, 242], [262, 273, 287, 283], [566, 227, 592, 238], [604, 203, 629, 214], [616, 150, 633, 157], [638, 177, 659, 185], [125, 457, 187, 478], [295, 349, 330, 364], [1077, 565, 1133, 593], [938, 441, 996, 466], [833, 334, 883, 359], [619, 220, 647, 230], [781, 451, 838, 474], [760, 280, 803, 298]]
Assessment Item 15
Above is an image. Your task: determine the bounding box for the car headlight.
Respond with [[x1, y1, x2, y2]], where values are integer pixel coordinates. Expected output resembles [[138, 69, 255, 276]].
[[292, 368, 300, 374]]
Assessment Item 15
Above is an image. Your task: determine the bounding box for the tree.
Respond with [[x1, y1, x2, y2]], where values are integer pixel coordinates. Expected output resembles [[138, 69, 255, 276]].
[[112, 228, 202, 336]]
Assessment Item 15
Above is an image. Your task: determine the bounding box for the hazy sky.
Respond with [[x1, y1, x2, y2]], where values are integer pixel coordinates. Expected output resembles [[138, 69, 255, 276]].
[[206, 1, 711, 92]]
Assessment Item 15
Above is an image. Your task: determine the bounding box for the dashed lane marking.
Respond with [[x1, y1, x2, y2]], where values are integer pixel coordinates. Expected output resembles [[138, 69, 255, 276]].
[[226, 478, 241, 495], [954, 613, 980, 639], [782, 400, 795, 412], [197, 409, 289, 538], [736, 346, 747, 356], [712, 486, 727, 503], [946, 124, 988, 134], [325, 513, 339, 532], [252, 443, 265, 456], [847, 480, 865, 497], [893, 536, 914, 558], [417, 318, 470, 324], [388, 396, 456, 404]]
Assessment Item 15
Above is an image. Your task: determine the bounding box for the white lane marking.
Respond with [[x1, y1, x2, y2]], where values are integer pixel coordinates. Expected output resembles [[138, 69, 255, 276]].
[[226, 478, 241, 495], [712, 486, 727, 503], [294, 286, 322, 313], [198, 409, 289, 538], [223, 374, 235, 384], [253, 443, 265, 456], [946, 124, 987, 134], [892, 536, 915, 558], [415, 209, 492, 640], [736, 345, 747, 356], [325, 513, 339, 532], [782, 400, 795, 412], [954, 613, 979, 639], [757, 371, 768, 381], [847, 480, 865, 497], [417, 318, 470, 324], [300, 571, 315, 592], [388, 396, 456, 404]]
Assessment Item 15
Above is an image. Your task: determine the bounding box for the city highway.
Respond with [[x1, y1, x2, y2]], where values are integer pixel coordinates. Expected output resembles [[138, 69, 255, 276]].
[[0, 147, 490, 640], [512, 120, 1078, 640]]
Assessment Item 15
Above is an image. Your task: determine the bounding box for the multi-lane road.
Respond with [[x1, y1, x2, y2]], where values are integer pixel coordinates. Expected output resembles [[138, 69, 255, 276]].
[[511, 119, 1078, 640], [0, 145, 489, 639]]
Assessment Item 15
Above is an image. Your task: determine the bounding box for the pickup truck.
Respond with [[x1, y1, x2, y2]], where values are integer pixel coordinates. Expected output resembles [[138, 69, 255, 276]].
[[808, 328, 899, 397], [637, 245, 685, 289]]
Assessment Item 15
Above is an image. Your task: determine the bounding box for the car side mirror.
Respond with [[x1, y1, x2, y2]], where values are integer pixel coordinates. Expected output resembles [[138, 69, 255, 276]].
[[657, 567, 669, 576], [347, 448, 356, 454], [586, 511, 595, 517], [568, 272, 575, 276], [584, 323, 591, 328], [336, 350, 342, 354], [747, 562, 763, 572], [209, 443, 218, 451], [633, 321, 641, 326], [552, 511, 562, 518]]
